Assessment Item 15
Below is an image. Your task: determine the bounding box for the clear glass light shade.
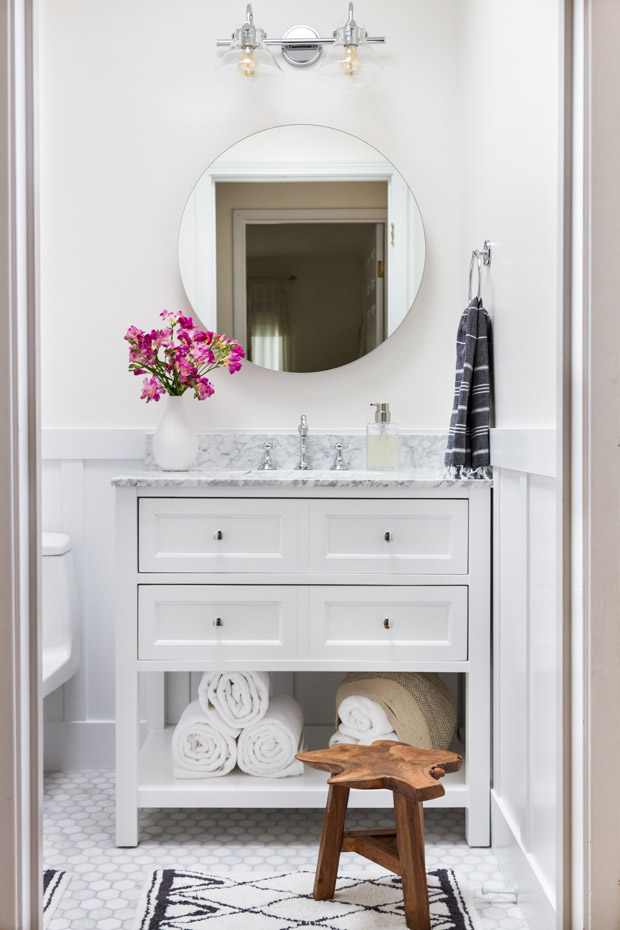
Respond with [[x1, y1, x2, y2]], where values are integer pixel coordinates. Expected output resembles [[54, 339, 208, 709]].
[[319, 39, 381, 88], [215, 35, 283, 89], [318, 18, 382, 88]]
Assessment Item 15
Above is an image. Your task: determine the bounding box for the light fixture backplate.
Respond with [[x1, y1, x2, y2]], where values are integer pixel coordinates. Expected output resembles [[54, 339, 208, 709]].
[[281, 25, 321, 67]]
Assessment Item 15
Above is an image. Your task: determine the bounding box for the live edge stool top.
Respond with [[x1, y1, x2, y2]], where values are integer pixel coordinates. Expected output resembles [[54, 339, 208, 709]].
[[297, 740, 463, 799]]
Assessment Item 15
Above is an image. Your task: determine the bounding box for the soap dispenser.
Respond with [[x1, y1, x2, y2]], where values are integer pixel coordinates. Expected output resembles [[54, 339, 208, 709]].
[[367, 403, 399, 470]]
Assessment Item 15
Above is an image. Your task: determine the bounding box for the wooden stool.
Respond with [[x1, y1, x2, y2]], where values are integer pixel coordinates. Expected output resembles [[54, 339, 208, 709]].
[[296, 740, 462, 930]]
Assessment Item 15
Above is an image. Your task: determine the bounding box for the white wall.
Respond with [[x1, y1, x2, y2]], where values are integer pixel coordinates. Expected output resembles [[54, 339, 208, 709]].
[[457, 0, 561, 428], [38, 0, 561, 427], [38, 0, 464, 431]]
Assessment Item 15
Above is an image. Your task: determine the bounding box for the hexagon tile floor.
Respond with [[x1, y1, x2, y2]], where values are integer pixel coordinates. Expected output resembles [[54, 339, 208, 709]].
[[44, 769, 529, 930]]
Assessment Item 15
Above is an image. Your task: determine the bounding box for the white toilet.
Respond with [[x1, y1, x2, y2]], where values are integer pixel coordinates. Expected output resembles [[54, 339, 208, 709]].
[[42, 532, 81, 698]]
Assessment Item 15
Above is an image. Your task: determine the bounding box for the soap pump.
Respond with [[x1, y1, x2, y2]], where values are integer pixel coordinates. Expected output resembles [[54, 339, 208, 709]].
[[367, 403, 399, 470]]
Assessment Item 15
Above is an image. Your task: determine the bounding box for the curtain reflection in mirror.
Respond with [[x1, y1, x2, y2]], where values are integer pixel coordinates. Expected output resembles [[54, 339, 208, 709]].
[[247, 277, 291, 371]]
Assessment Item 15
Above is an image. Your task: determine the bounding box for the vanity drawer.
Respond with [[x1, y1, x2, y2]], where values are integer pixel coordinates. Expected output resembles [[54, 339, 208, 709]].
[[138, 498, 298, 573], [308, 586, 468, 661], [308, 499, 468, 574], [138, 585, 299, 660]]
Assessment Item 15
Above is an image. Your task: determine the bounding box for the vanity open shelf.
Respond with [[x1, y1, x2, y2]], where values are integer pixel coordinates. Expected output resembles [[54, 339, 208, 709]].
[[138, 726, 467, 810], [114, 477, 491, 848]]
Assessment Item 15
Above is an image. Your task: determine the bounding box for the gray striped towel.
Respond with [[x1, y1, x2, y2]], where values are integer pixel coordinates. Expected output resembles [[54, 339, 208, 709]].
[[444, 297, 492, 478]]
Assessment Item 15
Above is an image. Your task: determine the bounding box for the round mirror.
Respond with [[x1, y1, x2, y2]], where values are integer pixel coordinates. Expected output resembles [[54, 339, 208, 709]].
[[178, 125, 425, 373]]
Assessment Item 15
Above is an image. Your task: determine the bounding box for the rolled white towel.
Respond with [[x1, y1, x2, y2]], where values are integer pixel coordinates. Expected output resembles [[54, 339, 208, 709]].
[[328, 728, 399, 747], [238, 695, 304, 778], [198, 671, 270, 732], [337, 695, 394, 742], [172, 701, 237, 779]]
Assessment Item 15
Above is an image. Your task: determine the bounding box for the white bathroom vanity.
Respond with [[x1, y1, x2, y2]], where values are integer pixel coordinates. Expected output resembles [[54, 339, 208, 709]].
[[113, 471, 491, 848]]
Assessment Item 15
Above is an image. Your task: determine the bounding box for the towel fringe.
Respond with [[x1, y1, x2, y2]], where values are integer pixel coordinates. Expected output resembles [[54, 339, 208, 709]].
[[444, 465, 493, 480]]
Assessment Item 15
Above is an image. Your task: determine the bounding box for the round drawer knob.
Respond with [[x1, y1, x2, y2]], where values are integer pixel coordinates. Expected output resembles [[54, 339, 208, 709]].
[[384, 531, 391, 542], [213, 617, 224, 628], [383, 618, 391, 629], [213, 530, 223, 541]]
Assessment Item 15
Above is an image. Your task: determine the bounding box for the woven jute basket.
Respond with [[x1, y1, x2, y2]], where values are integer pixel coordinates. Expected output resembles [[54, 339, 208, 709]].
[[335, 671, 456, 751]]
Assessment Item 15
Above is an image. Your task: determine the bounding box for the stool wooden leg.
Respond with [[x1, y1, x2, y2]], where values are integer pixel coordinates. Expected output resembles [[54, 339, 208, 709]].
[[314, 784, 350, 900], [394, 793, 430, 930], [418, 802, 426, 872]]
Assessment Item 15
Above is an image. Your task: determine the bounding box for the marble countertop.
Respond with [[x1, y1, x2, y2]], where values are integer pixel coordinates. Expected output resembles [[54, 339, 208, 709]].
[[111, 468, 493, 488]]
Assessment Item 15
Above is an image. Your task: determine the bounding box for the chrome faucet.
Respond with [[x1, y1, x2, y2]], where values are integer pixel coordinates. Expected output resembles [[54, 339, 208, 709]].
[[296, 414, 309, 470]]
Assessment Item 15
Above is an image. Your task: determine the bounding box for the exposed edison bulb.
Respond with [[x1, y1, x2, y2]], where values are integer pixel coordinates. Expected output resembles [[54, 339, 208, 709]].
[[339, 43, 362, 77], [237, 45, 258, 78]]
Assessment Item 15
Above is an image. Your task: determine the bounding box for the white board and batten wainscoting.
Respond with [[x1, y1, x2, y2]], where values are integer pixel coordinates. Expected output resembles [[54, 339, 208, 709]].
[[42, 426, 559, 928], [490, 428, 559, 930]]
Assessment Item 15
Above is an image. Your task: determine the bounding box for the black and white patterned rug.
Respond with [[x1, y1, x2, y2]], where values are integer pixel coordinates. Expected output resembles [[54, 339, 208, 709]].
[[133, 868, 483, 929], [43, 869, 71, 927]]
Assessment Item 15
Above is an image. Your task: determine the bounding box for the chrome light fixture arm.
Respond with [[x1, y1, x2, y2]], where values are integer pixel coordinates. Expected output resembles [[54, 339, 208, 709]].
[[216, 36, 386, 48], [216, 4, 386, 53]]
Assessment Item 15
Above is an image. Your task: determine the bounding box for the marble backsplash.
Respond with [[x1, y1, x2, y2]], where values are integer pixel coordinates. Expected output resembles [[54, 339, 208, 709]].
[[144, 430, 449, 473]]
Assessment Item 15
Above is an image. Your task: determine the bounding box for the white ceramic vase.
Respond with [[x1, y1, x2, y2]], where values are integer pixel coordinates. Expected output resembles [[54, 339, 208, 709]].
[[153, 394, 198, 471]]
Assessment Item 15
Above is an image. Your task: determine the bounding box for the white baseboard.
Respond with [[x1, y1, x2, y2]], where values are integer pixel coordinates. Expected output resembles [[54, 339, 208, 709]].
[[44, 720, 138, 770], [42, 720, 334, 771], [491, 792, 556, 930]]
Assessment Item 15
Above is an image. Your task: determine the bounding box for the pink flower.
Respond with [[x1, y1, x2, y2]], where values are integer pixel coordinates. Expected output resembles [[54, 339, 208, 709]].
[[223, 344, 245, 374], [189, 344, 215, 366], [140, 376, 165, 402], [151, 328, 174, 350], [194, 377, 214, 400], [125, 325, 143, 342], [174, 355, 198, 383], [192, 330, 213, 345]]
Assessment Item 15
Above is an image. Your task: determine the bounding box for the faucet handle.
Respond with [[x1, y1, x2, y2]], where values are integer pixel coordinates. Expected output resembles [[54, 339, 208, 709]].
[[331, 442, 349, 471], [258, 441, 277, 471]]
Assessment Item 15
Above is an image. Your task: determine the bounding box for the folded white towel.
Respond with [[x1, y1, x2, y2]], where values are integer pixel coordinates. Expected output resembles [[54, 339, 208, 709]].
[[337, 695, 395, 742], [198, 671, 270, 733], [238, 695, 304, 778], [328, 728, 399, 747], [172, 701, 237, 779]]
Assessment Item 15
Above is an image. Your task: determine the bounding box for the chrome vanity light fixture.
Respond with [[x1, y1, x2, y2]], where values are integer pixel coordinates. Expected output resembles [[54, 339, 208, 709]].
[[215, 3, 385, 88]]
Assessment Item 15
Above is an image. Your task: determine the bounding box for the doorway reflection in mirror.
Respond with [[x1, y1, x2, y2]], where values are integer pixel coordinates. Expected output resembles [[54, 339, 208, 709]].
[[244, 219, 384, 372]]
